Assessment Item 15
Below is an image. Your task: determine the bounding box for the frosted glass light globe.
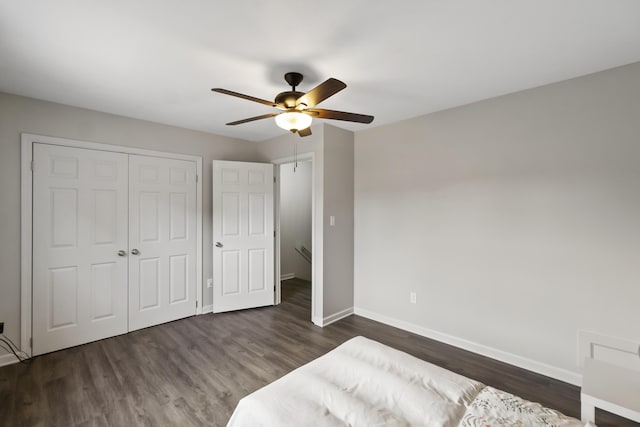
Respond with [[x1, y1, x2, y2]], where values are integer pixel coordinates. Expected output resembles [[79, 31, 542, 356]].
[[275, 112, 312, 132]]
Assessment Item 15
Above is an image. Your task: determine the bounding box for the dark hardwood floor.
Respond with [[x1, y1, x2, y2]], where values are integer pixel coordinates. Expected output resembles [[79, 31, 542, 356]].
[[1, 278, 636, 426]]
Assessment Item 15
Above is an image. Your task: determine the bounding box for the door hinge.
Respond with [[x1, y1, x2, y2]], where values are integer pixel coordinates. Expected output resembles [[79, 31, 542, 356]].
[[196, 174, 199, 183], [30, 160, 34, 171], [274, 230, 276, 237], [196, 300, 198, 308], [29, 337, 32, 348], [273, 176, 276, 183]]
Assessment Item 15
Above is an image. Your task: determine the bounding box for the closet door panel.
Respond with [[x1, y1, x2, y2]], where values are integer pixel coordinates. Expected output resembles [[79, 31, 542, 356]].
[[32, 144, 128, 355], [128, 155, 197, 331]]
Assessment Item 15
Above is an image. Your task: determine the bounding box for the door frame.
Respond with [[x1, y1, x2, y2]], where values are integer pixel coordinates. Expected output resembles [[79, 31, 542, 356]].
[[272, 153, 322, 325], [20, 133, 204, 356]]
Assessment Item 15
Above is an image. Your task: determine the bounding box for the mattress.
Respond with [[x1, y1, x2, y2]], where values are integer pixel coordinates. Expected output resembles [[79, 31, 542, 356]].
[[227, 336, 593, 427]]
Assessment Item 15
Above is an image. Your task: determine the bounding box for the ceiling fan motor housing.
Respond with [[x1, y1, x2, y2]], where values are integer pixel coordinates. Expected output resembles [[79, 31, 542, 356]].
[[275, 91, 304, 108], [277, 72, 306, 108]]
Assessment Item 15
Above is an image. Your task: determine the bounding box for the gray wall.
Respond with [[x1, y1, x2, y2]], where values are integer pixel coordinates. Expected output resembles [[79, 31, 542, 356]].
[[280, 161, 312, 281], [354, 62, 640, 378], [323, 125, 355, 316], [0, 92, 260, 354]]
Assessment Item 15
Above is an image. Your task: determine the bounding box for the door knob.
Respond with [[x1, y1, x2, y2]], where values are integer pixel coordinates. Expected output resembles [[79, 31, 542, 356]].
[[131, 249, 140, 255], [117, 250, 127, 256], [215, 242, 223, 248]]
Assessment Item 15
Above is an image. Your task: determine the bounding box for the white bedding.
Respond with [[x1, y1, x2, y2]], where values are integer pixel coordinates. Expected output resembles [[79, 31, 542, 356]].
[[227, 336, 593, 427]]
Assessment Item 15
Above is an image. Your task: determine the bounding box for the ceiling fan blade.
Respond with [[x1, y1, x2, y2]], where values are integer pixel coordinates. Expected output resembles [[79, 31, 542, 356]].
[[226, 113, 279, 126], [298, 127, 312, 137], [307, 108, 374, 124], [212, 88, 282, 109], [295, 78, 346, 108]]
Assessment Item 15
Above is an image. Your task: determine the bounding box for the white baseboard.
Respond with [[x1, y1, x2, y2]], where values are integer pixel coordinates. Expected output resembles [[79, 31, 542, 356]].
[[200, 304, 213, 314], [281, 273, 295, 281], [0, 352, 19, 367], [353, 307, 581, 386], [318, 307, 354, 327]]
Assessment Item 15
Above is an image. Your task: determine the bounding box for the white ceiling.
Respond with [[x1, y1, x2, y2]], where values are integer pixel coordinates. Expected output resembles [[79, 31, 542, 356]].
[[1, 1, 640, 142]]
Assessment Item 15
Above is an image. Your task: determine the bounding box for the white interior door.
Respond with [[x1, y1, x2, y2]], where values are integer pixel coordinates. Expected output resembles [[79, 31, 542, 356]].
[[32, 143, 128, 355], [212, 161, 274, 313], [128, 155, 197, 331]]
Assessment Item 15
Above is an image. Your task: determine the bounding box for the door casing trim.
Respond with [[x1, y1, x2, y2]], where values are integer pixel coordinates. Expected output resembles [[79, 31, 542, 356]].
[[21, 133, 204, 356]]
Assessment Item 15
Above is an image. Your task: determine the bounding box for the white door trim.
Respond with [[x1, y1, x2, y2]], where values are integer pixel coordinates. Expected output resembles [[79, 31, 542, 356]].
[[272, 152, 322, 326], [20, 133, 204, 356]]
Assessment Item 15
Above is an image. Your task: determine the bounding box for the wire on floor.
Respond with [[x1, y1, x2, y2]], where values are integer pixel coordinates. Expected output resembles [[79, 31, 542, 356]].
[[0, 335, 31, 363]]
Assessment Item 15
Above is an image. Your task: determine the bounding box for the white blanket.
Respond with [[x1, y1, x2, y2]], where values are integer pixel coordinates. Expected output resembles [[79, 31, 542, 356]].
[[227, 336, 592, 427]]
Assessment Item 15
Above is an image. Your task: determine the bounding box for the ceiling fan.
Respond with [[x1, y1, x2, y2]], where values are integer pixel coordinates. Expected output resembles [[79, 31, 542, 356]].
[[211, 72, 374, 137]]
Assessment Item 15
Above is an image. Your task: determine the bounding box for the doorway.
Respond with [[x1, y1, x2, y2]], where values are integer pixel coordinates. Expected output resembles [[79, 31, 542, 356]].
[[278, 160, 312, 313], [274, 153, 316, 322]]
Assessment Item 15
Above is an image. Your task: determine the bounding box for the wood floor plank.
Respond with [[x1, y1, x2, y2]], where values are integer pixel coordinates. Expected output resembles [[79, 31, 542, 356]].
[[0, 278, 637, 426]]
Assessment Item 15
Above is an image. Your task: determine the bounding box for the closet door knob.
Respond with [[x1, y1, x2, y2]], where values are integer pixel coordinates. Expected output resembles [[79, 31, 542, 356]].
[[131, 249, 140, 255], [215, 242, 223, 248], [117, 250, 127, 257]]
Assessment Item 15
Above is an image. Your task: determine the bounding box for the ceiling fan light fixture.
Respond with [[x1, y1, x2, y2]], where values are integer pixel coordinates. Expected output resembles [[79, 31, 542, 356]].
[[275, 111, 312, 132], [212, 73, 373, 137]]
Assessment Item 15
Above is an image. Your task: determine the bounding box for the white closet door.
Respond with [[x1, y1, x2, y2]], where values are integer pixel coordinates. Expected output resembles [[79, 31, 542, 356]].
[[212, 161, 274, 313], [128, 155, 197, 331], [32, 143, 128, 355]]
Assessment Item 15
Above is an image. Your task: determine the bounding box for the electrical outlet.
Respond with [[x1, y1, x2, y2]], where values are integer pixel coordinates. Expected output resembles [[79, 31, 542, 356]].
[[0, 321, 4, 334], [410, 292, 417, 304], [207, 278, 213, 288]]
